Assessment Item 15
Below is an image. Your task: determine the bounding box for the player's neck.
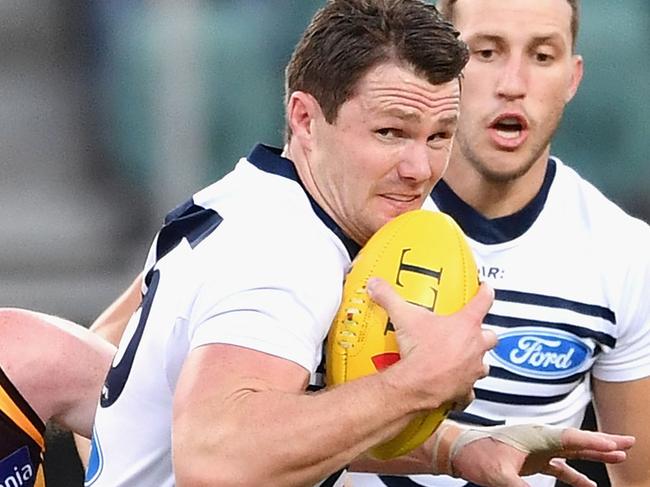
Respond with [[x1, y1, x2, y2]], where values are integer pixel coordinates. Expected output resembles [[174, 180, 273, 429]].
[[284, 142, 364, 245], [443, 155, 549, 220]]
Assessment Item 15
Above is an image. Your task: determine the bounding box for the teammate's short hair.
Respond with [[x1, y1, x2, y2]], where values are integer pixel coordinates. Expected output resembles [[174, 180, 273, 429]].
[[284, 0, 468, 140], [436, 0, 580, 51]]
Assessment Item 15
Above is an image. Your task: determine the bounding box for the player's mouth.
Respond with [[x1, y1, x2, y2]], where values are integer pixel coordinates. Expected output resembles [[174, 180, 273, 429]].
[[488, 113, 529, 150], [380, 193, 422, 212]]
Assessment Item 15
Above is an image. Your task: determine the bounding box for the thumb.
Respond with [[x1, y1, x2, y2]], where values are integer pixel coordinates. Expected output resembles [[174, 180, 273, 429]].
[[487, 467, 530, 487], [458, 282, 494, 323], [366, 277, 404, 316]]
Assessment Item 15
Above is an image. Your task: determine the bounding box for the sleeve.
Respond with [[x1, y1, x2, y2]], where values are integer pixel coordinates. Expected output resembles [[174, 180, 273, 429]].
[[187, 226, 347, 375], [592, 221, 650, 381]]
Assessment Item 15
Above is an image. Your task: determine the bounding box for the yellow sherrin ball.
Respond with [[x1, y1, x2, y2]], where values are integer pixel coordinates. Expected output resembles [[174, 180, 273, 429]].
[[326, 209, 479, 459]]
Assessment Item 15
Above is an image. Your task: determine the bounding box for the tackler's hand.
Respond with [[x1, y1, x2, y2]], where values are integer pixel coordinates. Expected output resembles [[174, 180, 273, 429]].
[[431, 422, 635, 487]]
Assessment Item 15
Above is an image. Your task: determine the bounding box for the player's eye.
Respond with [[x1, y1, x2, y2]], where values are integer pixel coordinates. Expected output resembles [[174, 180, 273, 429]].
[[474, 49, 495, 61], [429, 131, 451, 141], [535, 51, 554, 63], [376, 128, 402, 139], [427, 131, 453, 148]]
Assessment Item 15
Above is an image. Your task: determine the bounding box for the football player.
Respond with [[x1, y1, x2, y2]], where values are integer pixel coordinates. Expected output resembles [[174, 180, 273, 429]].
[[349, 0, 650, 486], [85, 1, 634, 487]]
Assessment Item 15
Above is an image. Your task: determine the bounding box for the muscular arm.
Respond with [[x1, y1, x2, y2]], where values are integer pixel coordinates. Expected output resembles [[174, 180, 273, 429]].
[[593, 376, 650, 486], [172, 280, 495, 486], [0, 308, 115, 438], [173, 344, 419, 486]]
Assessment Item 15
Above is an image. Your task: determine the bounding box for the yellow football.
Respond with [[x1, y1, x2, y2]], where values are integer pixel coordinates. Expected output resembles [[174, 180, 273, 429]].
[[326, 209, 479, 459]]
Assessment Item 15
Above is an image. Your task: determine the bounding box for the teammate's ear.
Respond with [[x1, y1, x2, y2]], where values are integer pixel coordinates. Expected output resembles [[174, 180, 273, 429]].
[[566, 54, 584, 103], [287, 91, 320, 149]]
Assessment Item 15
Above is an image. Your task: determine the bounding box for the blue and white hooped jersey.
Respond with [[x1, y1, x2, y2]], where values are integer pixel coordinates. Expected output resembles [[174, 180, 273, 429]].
[[349, 157, 650, 487], [85, 145, 357, 487]]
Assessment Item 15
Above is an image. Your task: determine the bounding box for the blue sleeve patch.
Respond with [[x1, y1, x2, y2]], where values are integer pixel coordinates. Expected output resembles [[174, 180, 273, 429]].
[[0, 446, 36, 487]]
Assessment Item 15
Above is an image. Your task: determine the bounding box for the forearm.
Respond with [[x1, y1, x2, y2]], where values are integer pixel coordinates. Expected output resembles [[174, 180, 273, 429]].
[[594, 377, 650, 486], [173, 368, 430, 486], [89, 273, 142, 346], [50, 333, 116, 437], [350, 420, 453, 476]]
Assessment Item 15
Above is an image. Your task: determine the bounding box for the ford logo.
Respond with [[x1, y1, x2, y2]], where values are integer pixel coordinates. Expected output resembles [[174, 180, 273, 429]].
[[491, 329, 591, 378]]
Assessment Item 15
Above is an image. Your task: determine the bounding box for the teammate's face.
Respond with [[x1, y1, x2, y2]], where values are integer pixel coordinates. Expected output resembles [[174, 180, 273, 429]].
[[306, 62, 460, 245], [451, 0, 583, 183]]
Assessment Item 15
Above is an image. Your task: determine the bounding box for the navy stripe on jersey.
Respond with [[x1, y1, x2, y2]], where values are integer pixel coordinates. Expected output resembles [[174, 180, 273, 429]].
[[319, 469, 346, 487], [307, 342, 328, 392], [102, 270, 161, 407], [247, 144, 361, 260], [378, 476, 476, 487], [430, 159, 556, 244], [378, 477, 426, 486], [474, 387, 571, 405], [495, 289, 616, 324], [488, 365, 587, 385], [485, 313, 616, 349], [156, 200, 223, 262], [448, 410, 506, 426]]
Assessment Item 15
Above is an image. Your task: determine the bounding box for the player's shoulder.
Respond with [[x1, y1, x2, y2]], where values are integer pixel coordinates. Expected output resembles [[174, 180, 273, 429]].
[[196, 150, 355, 264], [552, 157, 650, 242], [155, 144, 356, 298], [194, 186, 348, 268]]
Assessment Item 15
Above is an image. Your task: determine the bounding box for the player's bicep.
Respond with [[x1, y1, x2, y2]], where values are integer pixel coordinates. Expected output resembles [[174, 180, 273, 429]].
[[172, 343, 309, 477], [593, 377, 650, 486], [175, 342, 310, 406]]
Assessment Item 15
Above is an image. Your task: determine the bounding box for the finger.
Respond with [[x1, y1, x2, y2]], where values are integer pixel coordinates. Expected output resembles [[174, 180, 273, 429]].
[[480, 359, 491, 378], [561, 449, 627, 464], [560, 428, 635, 452], [482, 329, 498, 350], [365, 277, 404, 315], [452, 391, 475, 411], [460, 282, 494, 323], [493, 470, 529, 487], [543, 459, 596, 487]]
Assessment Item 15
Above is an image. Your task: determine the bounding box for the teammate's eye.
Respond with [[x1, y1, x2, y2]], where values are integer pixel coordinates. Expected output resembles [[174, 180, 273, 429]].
[[475, 49, 495, 61], [534, 51, 554, 64]]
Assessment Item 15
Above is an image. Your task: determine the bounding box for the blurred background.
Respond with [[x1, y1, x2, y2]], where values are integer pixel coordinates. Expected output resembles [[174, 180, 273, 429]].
[[0, 1, 647, 485]]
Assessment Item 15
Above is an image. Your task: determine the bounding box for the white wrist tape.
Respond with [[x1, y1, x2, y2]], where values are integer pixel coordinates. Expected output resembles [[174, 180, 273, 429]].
[[431, 422, 564, 476]]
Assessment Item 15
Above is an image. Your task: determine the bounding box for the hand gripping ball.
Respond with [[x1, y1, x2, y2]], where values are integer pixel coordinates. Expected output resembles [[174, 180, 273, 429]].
[[326, 209, 479, 459]]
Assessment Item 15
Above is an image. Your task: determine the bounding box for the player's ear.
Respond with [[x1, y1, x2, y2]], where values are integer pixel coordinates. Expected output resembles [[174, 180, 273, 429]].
[[565, 54, 584, 103], [287, 91, 321, 149]]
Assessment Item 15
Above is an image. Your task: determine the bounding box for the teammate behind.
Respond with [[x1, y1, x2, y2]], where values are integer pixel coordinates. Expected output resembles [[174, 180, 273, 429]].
[[349, 0, 650, 486]]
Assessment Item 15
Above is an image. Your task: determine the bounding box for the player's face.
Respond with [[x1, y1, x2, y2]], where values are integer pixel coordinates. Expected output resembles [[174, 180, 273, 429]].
[[451, 0, 583, 183], [309, 62, 460, 245]]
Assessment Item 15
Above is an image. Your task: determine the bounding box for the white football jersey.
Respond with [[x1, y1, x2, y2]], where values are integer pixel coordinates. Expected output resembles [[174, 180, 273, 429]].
[[349, 157, 650, 487], [85, 145, 357, 487]]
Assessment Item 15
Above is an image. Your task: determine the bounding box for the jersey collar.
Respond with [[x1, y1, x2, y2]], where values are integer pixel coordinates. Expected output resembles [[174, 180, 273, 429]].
[[430, 159, 557, 244], [247, 144, 361, 259]]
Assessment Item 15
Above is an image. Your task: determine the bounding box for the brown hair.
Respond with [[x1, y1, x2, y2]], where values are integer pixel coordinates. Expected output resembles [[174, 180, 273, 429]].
[[436, 0, 580, 51], [285, 0, 468, 139]]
